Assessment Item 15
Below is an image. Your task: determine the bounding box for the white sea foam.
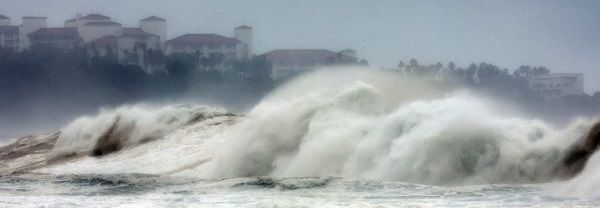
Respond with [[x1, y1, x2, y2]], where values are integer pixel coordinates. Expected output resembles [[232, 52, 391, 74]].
[[33, 67, 600, 190], [192, 68, 597, 186], [49, 104, 227, 158]]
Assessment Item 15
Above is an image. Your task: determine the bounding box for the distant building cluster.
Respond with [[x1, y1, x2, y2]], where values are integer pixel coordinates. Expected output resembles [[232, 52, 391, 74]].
[[0, 13, 362, 80], [0, 13, 254, 65]]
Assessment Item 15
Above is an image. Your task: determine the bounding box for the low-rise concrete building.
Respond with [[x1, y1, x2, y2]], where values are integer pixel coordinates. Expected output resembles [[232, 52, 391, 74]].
[[529, 73, 584, 98]]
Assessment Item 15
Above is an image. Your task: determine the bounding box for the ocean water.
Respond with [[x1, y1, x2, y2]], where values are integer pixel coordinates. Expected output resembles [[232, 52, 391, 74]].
[[1, 68, 599, 207], [1, 174, 598, 207]]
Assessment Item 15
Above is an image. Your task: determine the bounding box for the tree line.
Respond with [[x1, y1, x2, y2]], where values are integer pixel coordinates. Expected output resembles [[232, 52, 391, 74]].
[[0, 45, 275, 132], [391, 59, 600, 120], [1, 45, 598, 135]]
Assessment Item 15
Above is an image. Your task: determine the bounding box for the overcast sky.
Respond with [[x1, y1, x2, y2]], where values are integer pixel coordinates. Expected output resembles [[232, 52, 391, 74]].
[[1, 0, 599, 92]]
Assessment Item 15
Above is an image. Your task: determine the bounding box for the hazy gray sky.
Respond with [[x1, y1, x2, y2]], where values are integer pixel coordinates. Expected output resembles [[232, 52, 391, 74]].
[[1, 0, 599, 92]]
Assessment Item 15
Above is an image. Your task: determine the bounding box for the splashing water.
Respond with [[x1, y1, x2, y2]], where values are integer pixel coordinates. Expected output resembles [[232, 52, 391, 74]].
[[2, 68, 600, 206]]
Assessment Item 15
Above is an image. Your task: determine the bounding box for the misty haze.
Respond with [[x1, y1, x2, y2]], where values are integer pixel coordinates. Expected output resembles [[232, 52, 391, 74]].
[[1, 0, 600, 207]]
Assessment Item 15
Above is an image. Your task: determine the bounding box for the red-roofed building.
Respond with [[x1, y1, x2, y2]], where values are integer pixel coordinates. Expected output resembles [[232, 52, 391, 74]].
[[263, 49, 357, 80], [28, 27, 81, 49]]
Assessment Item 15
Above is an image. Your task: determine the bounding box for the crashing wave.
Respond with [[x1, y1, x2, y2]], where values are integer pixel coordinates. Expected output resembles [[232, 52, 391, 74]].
[[189, 69, 600, 186], [1, 68, 599, 190], [49, 104, 231, 158]]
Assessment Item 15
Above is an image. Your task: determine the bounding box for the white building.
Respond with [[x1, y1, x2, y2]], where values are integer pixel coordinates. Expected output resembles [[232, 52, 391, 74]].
[[119, 27, 160, 50], [79, 21, 123, 43], [529, 73, 584, 98], [0, 15, 19, 51], [86, 27, 160, 64], [19, 16, 47, 50], [140, 16, 167, 43], [0, 14, 10, 26], [166, 26, 253, 60], [28, 27, 81, 49], [234, 25, 253, 60], [263, 49, 357, 80]]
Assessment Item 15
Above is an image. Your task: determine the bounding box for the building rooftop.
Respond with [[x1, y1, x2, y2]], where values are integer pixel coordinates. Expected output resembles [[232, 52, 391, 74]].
[[531, 73, 583, 80], [263, 49, 340, 64], [141, 16, 166, 21], [121, 27, 157, 38], [166, 34, 239, 46], [235, 25, 252, 30], [66, 13, 111, 23], [23, 16, 47, 19], [85, 21, 121, 26], [82, 14, 111, 20], [29, 27, 79, 38], [0, 15, 8, 19]]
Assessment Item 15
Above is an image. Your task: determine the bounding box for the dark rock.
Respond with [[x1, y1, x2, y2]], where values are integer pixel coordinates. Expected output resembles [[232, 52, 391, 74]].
[[559, 121, 600, 178]]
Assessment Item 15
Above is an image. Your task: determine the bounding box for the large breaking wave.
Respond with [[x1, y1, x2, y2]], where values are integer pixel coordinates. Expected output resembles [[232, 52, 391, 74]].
[[5, 67, 600, 193], [193, 69, 595, 186]]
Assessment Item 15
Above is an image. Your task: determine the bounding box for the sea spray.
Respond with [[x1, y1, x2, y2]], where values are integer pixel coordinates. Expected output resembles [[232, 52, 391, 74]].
[[49, 104, 228, 158], [28, 68, 600, 188], [193, 68, 597, 185]]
